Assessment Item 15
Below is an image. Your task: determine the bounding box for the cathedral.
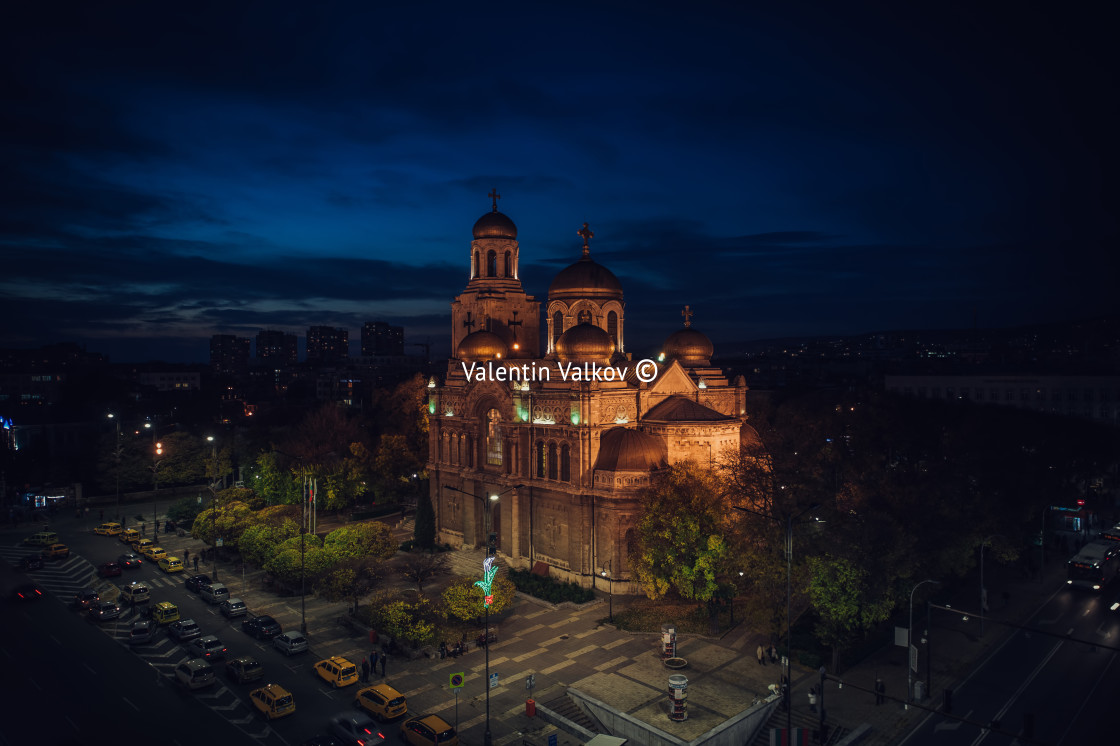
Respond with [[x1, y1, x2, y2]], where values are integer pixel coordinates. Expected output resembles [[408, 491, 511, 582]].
[[427, 194, 757, 590]]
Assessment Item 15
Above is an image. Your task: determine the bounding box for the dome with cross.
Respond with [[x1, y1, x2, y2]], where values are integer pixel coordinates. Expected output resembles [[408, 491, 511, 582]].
[[548, 222, 623, 301], [663, 306, 713, 365]]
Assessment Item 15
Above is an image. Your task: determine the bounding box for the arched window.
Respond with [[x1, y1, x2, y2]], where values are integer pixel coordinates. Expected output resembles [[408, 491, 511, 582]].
[[504, 251, 511, 277], [486, 409, 502, 467], [560, 443, 570, 482], [473, 251, 479, 279], [547, 442, 558, 480], [487, 250, 497, 277], [577, 309, 592, 324], [552, 311, 563, 347], [607, 310, 618, 346], [536, 440, 546, 478]]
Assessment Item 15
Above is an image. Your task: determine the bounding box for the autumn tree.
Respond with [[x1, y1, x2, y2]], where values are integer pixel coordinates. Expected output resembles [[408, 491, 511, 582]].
[[441, 575, 516, 622], [399, 551, 448, 592]]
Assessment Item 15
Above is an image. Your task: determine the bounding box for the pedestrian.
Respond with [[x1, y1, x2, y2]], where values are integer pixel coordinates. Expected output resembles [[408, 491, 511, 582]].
[[193, 555, 200, 571], [439, 641, 448, 659], [361, 658, 370, 683], [155, 519, 161, 534], [379, 650, 387, 677], [369, 650, 378, 674], [768, 643, 778, 663], [184, 548, 189, 563], [808, 686, 818, 713], [756, 644, 765, 665], [874, 678, 884, 705]]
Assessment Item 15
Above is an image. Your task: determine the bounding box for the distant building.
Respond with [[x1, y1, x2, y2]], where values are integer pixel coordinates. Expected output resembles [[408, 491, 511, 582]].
[[885, 374, 1120, 426], [209, 335, 250, 377], [361, 321, 405, 356], [135, 369, 201, 392], [306, 326, 349, 365], [255, 329, 298, 366]]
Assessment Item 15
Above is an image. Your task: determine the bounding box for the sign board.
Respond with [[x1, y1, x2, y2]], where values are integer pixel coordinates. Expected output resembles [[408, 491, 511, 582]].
[[894, 626, 908, 647], [489, 673, 499, 689], [216, 537, 224, 547], [548, 735, 558, 746], [449, 672, 464, 689], [909, 644, 918, 673]]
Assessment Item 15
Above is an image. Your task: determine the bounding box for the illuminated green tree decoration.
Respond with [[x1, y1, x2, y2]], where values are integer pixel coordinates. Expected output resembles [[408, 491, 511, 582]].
[[474, 557, 499, 607]]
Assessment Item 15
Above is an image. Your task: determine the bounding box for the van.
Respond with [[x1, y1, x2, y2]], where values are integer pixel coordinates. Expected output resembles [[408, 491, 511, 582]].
[[131, 538, 154, 554], [93, 522, 122, 536], [119, 528, 140, 544], [149, 601, 180, 625], [175, 658, 216, 690], [200, 582, 229, 605], [158, 557, 183, 573], [121, 582, 151, 604], [22, 531, 59, 547], [249, 684, 296, 720]]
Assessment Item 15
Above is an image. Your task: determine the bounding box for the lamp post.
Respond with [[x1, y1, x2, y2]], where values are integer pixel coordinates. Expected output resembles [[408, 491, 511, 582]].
[[152, 438, 163, 538], [207, 436, 220, 581], [601, 561, 613, 623], [107, 414, 122, 523], [445, 483, 523, 746], [908, 579, 939, 707], [979, 535, 1003, 638], [733, 502, 821, 736]]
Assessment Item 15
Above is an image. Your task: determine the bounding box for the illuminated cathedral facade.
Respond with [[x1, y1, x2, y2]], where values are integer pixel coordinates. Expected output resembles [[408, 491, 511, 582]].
[[427, 193, 757, 589]]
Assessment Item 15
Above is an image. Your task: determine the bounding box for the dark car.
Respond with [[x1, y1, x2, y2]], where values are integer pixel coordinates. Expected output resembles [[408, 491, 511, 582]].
[[17, 555, 44, 572], [97, 561, 123, 578], [187, 635, 229, 662], [13, 583, 44, 602], [117, 552, 143, 569], [88, 600, 122, 621], [226, 656, 264, 684], [185, 574, 212, 593], [75, 588, 100, 610], [241, 614, 282, 640], [329, 713, 385, 746]]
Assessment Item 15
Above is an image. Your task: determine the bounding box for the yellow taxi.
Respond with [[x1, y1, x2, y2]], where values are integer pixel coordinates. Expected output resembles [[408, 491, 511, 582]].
[[140, 545, 167, 561], [249, 684, 296, 720], [93, 522, 122, 536], [41, 543, 71, 560], [158, 556, 184, 573], [313, 656, 359, 688], [400, 714, 459, 746], [22, 531, 59, 547], [119, 528, 140, 544], [354, 683, 408, 721], [149, 601, 180, 624], [131, 537, 154, 554]]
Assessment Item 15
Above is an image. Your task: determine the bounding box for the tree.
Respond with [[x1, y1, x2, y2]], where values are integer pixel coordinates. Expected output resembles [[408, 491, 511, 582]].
[[190, 499, 255, 548], [441, 574, 516, 622], [807, 553, 895, 671], [366, 592, 440, 647], [264, 534, 331, 587], [414, 492, 436, 549], [323, 522, 397, 561], [630, 461, 740, 603], [399, 551, 448, 592], [315, 557, 384, 614], [239, 520, 299, 567]]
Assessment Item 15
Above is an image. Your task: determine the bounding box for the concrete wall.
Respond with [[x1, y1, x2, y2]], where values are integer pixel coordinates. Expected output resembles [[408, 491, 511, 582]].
[[567, 688, 781, 746]]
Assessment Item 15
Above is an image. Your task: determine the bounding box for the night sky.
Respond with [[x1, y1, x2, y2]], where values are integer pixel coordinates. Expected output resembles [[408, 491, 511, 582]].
[[2, 2, 1116, 363]]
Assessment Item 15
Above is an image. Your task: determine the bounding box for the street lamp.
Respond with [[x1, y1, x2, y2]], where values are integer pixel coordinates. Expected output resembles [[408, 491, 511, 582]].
[[733, 501, 821, 736], [207, 436, 219, 581], [152, 439, 163, 538], [444, 483, 524, 746], [107, 414, 122, 523], [908, 579, 939, 707], [601, 561, 613, 623]]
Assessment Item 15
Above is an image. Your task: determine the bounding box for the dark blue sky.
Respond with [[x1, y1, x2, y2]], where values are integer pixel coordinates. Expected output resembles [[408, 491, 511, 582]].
[[1, 2, 1115, 363]]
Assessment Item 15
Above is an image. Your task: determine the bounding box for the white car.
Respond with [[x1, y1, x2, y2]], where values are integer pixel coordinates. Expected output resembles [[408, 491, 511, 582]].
[[272, 632, 309, 656], [219, 598, 247, 618], [168, 618, 203, 642]]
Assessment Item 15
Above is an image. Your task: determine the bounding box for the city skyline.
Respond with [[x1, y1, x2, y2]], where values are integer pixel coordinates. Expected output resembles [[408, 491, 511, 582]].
[[2, 2, 1116, 363]]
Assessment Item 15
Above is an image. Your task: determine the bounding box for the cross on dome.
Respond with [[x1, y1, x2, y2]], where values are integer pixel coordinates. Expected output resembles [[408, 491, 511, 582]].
[[681, 305, 693, 327], [578, 222, 594, 257], [488, 189, 501, 212]]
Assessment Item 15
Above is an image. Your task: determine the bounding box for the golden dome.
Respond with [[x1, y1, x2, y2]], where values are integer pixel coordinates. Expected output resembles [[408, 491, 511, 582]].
[[548, 257, 623, 300], [594, 427, 668, 472], [555, 323, 615, 364], [473, 210, 517, 239], [455, 330, 509, 361], [663, 327, 713, 366]]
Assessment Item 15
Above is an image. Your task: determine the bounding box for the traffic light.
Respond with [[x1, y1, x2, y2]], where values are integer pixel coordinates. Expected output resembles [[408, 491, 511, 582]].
[[943, 688, 953, 715], [488, 532, 497, 556], [155, 442, 163, 456]]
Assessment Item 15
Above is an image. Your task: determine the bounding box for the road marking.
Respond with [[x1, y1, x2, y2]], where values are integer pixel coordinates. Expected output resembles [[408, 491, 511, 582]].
[[64, 716, 77, 731], [83, 662, 96, 675], [49, 634, 62, 646], [122, 696, 140, 711], [28, 678, 40, 691], [969, 640, 1062, 746]]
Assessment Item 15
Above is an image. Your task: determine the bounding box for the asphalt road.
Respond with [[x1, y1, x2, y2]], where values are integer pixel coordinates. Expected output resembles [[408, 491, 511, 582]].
[[1, 521, 398, 746], [902, 582, 1119, 745]]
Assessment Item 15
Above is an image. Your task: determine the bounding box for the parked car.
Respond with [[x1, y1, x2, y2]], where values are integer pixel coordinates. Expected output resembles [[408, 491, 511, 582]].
[[74, 588, 100, 610], [120, 582, 150, 605], [273, 632, 309, 656], [328, 712, 385, 746], [22, 531, 58, 547], [226, 656, 264, 684], [185, 574, 212, 593], [188, 635, 229, 662], [119, 529, 140, 545], [140, 545, 166, 562], [129, 619, 157, 645], [148, 601, 180, 625], [219, 598, 248, 619], [93, 522, 122, 536], [88, 600, 122, 622], [242, 615, 282, 640], [175, 659, 215, 690], [158, 557, 184, 573], [399, 715, 459, 746], [168, 618, 203, 642], [97, 561, 123, 578], [250, 684, 296, 720], [41, 543, 70, 560], [199, 582, 229, 605], [13, 583, 44, 602], [17, 555, 44, 571], [313, 656, 359, 688], [354, 684, 407, 722]]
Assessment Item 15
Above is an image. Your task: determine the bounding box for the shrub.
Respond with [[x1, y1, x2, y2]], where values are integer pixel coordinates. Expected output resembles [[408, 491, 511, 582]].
[[508, 568, 594, 604]]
